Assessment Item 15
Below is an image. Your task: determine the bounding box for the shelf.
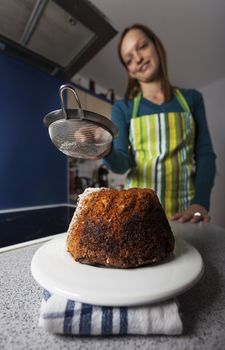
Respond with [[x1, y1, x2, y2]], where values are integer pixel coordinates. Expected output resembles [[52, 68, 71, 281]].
[[70, 81, 113, 105]]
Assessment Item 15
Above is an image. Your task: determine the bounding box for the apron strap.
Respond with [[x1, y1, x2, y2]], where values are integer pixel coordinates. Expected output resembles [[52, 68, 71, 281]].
[[174, 88, 191, 113], [132, 89, 191, 118], [132, 92, 142, 119]]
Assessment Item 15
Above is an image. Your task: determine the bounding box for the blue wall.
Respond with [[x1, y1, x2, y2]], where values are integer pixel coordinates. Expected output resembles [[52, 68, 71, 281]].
[[0, 53, 68, 209]]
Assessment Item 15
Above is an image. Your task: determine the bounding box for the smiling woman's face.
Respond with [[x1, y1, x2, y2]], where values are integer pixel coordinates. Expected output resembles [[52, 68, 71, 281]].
[[120, 28, 160, 83]]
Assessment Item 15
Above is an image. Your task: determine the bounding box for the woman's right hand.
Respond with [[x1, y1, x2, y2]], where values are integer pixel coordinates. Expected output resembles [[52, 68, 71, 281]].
[[74, 126, 102, 143], [74, 126, 112, 159]]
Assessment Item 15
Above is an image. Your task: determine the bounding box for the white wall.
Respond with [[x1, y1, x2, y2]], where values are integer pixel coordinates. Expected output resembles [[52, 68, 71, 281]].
[[200, 78, 225, 227]]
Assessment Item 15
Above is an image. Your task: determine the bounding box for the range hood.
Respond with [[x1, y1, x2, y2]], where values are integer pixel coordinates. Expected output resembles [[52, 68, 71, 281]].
[[0, 0, 117, 79]]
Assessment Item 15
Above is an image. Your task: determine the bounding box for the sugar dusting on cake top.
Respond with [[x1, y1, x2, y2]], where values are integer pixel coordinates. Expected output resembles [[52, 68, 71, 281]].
[[67, 187, 107, 231], [79, 187, 106, 199]]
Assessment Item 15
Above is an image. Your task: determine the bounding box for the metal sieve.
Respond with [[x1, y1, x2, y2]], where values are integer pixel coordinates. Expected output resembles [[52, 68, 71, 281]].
[[43, 84, 118, 159]]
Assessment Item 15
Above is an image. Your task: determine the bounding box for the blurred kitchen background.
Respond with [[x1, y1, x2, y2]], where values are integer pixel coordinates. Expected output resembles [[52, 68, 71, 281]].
[[0, 0, 225, 227]]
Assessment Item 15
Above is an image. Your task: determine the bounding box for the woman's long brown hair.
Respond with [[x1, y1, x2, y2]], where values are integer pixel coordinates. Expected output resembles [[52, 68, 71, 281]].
[[118, 24, 173, 101]]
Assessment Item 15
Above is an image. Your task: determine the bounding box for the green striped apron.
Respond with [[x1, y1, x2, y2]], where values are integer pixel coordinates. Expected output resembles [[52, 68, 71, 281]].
[[126, 89, 196, 217]]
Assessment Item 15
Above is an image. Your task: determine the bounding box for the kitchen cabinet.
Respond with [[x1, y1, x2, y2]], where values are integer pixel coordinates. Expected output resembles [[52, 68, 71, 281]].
[[67, 87, 86, 109], [67, 86, 112, 118], [67, 85, 112, 203], [86, 93, 112, 118]]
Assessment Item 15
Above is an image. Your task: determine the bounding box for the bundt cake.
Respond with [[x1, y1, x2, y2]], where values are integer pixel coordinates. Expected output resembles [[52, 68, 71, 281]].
[[67, 187, 175, 268]]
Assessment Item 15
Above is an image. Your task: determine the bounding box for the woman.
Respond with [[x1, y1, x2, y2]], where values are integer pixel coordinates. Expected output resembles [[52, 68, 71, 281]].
[[104, 24, 216, 223]]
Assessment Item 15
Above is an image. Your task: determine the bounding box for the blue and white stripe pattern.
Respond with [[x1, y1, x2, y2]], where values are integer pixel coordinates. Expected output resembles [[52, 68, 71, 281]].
[[39, 290, 183, 335]]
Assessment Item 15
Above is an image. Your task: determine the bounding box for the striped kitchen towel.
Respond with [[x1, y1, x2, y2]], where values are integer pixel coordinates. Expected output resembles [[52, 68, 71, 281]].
[[39, 290, 183, 335]]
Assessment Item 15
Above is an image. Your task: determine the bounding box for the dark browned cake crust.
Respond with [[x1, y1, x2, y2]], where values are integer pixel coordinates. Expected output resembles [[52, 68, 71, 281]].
[[67, 188, 175, 268]]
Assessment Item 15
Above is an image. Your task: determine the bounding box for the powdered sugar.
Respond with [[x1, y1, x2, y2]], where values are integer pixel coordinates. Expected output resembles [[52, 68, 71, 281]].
[[59, 141, 110, 158], [67, 187, 108, 233], [59, 141, 95, 158], [79, 187, 105, 200]]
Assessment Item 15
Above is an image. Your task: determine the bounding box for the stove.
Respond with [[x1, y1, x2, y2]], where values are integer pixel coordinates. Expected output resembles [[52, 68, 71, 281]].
[[0, 205, 75, 252]]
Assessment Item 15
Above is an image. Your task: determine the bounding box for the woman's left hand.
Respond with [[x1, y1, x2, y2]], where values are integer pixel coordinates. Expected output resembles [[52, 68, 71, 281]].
[[170, 204, 210, 223]]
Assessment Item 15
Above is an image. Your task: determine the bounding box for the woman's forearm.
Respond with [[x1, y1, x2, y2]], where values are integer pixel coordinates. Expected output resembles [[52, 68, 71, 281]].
[[103, 146, 131, 174], [191, 152, 216, 210]]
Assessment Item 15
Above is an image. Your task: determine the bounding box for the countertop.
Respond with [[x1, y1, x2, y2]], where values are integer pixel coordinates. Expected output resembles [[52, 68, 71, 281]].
[[0, 221, 225, 350]]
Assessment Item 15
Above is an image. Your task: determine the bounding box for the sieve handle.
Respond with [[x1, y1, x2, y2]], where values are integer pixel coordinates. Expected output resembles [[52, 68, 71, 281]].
[[59, 84, 84, 119]]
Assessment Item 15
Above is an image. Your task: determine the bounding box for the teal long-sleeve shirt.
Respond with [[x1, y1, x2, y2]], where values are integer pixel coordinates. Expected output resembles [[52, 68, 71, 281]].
[[104, 88, 216, 210]]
